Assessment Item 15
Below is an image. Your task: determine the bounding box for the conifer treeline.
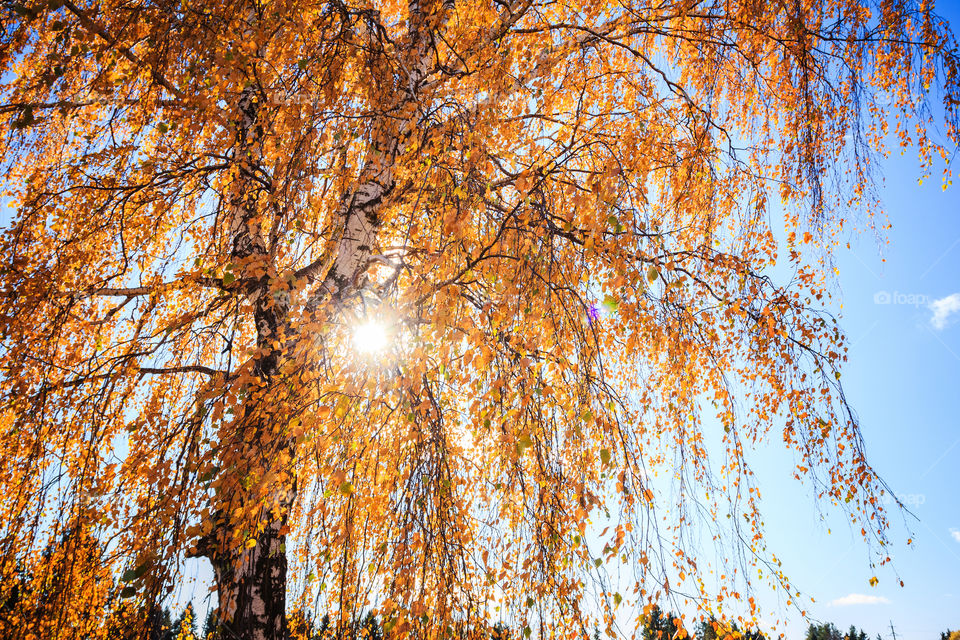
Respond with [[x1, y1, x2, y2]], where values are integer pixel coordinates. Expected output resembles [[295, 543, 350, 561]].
[[0, 537, 948, 640]]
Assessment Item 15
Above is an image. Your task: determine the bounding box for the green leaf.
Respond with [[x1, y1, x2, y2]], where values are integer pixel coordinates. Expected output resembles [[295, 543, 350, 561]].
[[601, 295, 619, 313], [647, 266, 659, 282], [600, 448, 611, 466], [516, 434, 533, 456], [613, 592, 622, 606], [121, 562, 150, 583], [119, 586, 137, 599], [523, 626, 532, 638], [223, 272, 236, 285], [339, 481, 355, 496]]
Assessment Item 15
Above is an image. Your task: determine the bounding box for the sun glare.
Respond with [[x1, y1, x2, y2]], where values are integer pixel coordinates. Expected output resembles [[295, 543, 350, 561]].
[[353, 320, 389, 354]]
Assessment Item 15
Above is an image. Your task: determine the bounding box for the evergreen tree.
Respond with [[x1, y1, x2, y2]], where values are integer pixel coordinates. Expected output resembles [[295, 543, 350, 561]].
[[201, 609, 218, 640], [146, 606, 175, 640], [806, 622, 852, 640], [696, 615, 765, 640], [360, 611, 383, 640], [741, 626, 767, 640], [695, 617, 719, 640], [174, 604, 197, 640], [315, 613, 331, 640], [641, 605, 681, 640], [491, 621, 511, 640]]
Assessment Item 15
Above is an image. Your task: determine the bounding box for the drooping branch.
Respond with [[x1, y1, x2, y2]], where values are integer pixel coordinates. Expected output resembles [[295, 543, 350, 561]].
[[58, 0, 191, 105]]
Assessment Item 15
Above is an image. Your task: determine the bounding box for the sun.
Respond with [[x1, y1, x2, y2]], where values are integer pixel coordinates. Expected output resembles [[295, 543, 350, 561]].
[[353, 320, 389, 354]]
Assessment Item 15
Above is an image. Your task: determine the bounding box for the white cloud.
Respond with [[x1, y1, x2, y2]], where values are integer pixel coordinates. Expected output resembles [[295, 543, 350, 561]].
[[950, 528, 960, 543], [929, 293, 960, 330], [829, 593, 891, 607]]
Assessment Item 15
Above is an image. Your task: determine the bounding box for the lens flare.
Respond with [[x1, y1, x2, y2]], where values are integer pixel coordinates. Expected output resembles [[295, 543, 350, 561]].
[[353, 320, 389, 354]]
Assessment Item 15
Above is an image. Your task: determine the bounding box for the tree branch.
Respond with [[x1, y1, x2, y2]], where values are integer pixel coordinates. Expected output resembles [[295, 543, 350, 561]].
[[60, 0, 187, 102]]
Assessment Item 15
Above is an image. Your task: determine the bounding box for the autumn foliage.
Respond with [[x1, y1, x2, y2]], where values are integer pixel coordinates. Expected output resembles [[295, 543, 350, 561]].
[[0, 0, 957, 639]]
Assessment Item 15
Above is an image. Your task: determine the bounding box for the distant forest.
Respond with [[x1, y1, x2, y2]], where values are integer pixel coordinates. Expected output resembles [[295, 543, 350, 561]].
[[127, 603, 953, 640]]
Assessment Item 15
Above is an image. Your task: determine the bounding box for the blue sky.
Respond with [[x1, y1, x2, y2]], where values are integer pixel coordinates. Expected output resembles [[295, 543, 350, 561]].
[[726, 2, 960, 634], [741, 134, 960, 638]]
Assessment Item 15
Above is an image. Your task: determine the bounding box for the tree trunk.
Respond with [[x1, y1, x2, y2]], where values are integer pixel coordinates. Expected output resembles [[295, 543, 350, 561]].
[[210, 507, 291, 640], [199, 78, 297, 640], [198, 5, 450, 637]]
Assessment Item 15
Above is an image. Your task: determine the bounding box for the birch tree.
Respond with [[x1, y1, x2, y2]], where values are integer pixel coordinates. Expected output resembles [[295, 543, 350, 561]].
[[0, 0, 957, 638]]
